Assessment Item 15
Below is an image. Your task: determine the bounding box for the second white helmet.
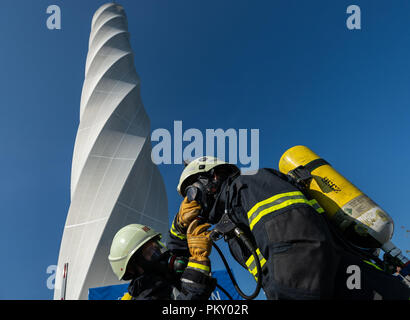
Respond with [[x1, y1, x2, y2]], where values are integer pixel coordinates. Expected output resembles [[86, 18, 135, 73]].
[[108, 224, 161, 280]]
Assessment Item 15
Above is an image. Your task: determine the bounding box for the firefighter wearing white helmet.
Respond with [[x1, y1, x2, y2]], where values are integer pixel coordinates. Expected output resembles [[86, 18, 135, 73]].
[[168, 155, 410, 300], [108, 224, 161, 281], [170, 156, 239, 242], [108, 223, 216, 300], [177, 156, 239, 196]]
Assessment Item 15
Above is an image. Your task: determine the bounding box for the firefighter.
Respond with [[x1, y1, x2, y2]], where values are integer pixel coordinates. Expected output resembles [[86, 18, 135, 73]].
[[168, 156, 410, 300], [108, 222, 215, 300]]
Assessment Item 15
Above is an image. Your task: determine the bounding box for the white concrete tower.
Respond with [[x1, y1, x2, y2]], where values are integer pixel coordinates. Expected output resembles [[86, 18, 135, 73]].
[[54, 3, 168, 300]]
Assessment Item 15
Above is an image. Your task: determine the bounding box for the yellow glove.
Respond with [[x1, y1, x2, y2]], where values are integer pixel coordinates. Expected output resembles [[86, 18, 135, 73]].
[[177, 196, 202, 230], [187, 220, 213, 266]]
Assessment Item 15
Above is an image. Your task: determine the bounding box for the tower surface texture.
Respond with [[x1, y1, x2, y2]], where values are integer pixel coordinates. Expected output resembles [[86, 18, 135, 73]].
[[54, 3, 168, 300]]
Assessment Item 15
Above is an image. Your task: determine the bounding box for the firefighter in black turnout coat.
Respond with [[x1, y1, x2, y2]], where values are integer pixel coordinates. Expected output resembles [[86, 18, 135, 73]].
[[168, 156, 410, 300]]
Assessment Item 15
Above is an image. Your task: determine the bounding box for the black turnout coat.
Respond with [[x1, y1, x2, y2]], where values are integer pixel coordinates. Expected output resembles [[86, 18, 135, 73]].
[[168, 168, 410, 300]]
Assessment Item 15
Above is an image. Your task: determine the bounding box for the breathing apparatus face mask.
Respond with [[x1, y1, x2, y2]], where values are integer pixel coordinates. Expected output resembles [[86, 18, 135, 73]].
[[185, 174, 221, 221], [185, 167, 235, 222], [131, 240, 188, 279]]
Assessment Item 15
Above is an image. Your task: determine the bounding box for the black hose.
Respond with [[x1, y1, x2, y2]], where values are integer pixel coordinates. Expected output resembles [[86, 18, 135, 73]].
[[236, 230, 263, 299], [211, 174, 263, 300], [213, 240, 262, 300]]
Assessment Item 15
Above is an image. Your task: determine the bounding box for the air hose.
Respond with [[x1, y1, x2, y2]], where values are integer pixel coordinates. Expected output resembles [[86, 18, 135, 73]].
[[209, 175, 263, 300], [187, 173, 263, 299], [211, 226, 263, 300]]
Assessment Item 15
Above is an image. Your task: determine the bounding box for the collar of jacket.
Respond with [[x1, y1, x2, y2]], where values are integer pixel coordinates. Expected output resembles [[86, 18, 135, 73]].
[[208, 173, 244, 224]]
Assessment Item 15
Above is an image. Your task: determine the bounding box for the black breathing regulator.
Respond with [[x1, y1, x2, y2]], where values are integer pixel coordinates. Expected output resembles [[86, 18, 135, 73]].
[[135, 245, 188, 279], [184, 173, 264, 300], [185, 177, 219, 222]]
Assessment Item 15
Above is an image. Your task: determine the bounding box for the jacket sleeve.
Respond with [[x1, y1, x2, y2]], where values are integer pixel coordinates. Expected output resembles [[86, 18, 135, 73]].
[[174, 267, 217, 300], [166, 215, 190, 257]]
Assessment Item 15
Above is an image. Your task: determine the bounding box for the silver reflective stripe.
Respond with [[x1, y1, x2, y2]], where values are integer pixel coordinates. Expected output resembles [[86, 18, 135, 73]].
[[308, 199, 325, 213], [247, 191, 311, 230], [246, 248, 267, 280], [248, 194, 307, 224]]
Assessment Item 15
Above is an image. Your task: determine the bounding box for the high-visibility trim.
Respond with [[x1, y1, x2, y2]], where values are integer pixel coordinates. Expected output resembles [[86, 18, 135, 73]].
[[248, 192, 324, 230], [158, 240, 167, 248], [246, 248, 266, 281], [308, 199, 325, 213], [170, 221, 186, 240], [187, 261, 210, 273], [363, 260, 383, 271], [247, 191, 305, 220], [248, 192, 311, 230], [121, 293, 132, 300]]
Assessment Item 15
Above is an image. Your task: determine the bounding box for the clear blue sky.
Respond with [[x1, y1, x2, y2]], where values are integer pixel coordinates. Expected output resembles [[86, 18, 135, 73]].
[[0, 0, 409, 299]]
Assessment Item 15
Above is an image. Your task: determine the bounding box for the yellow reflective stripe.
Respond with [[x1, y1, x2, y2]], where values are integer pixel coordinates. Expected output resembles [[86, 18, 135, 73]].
[[248, 192, 325, 230], [170, 221, 186, 240], [308, 199, 325, 213], [121, 293, 132, 300], [246, 248, 266, 280], [249, 198, 310, 230], [246, 248, 266, 267], [247, 191, 304, 220], [246, 255, 254, 268], [363, 260, 383, 271], [187, 262, 210, 272], [170, 227, 186, 240]]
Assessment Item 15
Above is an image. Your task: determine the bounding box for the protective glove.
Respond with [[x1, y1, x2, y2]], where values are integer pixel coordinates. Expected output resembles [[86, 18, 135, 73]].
[[176, 196, 202, 233], [186, 220, 213, 274]]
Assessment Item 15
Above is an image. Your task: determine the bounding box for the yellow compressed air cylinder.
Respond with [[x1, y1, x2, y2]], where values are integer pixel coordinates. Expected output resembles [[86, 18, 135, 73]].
[[279, 145, 394, 248]]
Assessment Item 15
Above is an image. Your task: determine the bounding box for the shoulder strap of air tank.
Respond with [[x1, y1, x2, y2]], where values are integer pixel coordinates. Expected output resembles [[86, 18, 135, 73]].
[[283, 159, 328, 194], [304, 158, 330, 172], [287, 158, 330, 186]]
